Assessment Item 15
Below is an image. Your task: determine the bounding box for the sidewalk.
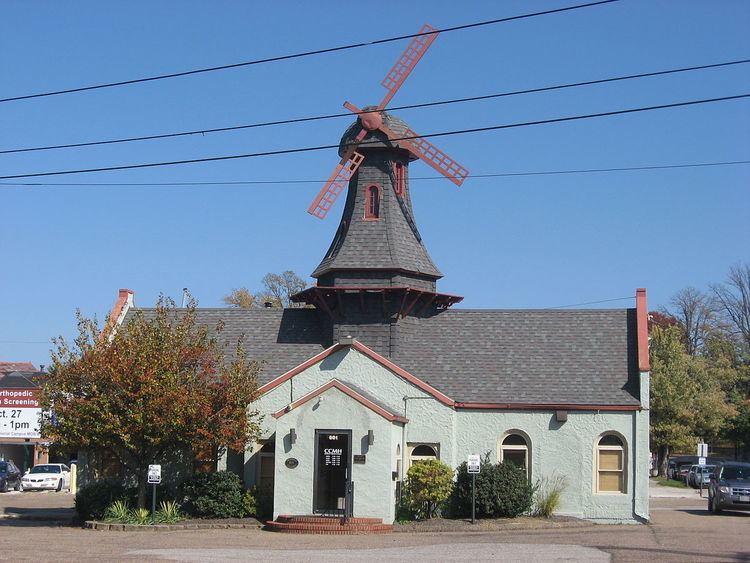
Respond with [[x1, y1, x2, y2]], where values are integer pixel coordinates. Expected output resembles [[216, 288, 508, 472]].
[[648, 478, 707, 499]]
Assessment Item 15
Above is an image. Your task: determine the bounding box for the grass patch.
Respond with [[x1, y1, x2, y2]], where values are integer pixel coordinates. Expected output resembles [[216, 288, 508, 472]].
[[652, 477, 688, 488]]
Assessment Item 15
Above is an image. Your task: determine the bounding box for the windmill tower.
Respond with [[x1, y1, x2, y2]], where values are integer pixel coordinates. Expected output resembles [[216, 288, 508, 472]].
[[292, 25, 469, 357]]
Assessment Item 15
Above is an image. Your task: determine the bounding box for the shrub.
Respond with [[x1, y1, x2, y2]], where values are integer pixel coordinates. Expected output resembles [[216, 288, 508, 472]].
[[533, 475, 567, 518], [103, 499, 131, 522], [75, 480, 136, 521], [179, 471, 246, 518], [241, 487, 258, 517], [402, 459, 454, 519], [154, 500, 183, 524], [452, 453, 533, 518], [131, 507, 151, 525]]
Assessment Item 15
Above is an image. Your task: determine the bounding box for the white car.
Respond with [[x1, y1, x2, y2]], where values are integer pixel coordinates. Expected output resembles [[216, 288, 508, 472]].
[[21, 464, 71, 492]]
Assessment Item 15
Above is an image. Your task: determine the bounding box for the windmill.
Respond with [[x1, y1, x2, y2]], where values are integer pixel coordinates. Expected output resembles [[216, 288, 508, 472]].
[[307, 24, 469, 220]]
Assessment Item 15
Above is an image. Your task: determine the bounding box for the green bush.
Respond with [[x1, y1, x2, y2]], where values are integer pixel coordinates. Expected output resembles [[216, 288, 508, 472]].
[[452, 453, 533, 518], [154, 500, 183, 524], [241, 487, 258, 517], [75, 480, 136, 521], [179, 471, 247, 519], [402, 459, 454, 519]]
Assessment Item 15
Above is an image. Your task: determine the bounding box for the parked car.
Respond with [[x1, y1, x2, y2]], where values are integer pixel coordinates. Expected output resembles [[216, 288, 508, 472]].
[[687, 464, 716, 487], [21, 463, 71, 492], [0, 461, 22, 492], [708, 461, 750, 514]]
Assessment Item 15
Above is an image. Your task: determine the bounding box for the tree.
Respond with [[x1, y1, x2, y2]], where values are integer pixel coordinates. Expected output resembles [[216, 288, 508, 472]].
[[42, 295, 261, 508], [663, 287, 716, 356], [650, 325, 737, 475], [223, 270, 308, 309], [712, 263, 750, 352]]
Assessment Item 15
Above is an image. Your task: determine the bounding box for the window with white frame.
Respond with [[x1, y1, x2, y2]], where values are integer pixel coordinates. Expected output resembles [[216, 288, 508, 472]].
[[596, 434, 626, 493], [499, 433, 530, 477], [408, 443, 438, 468]]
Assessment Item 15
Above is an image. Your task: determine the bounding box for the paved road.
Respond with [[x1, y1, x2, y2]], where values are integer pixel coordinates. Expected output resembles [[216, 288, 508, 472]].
[[0, 492, 748, 561]]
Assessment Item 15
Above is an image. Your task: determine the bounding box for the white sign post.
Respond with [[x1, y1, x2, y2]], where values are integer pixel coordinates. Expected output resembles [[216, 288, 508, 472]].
[[147, 464, 161, 521], [467, 455, 480, 524]]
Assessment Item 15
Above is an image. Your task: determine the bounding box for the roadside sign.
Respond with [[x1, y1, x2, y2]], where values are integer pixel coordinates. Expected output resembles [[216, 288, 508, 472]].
[[697, 443, 708, 458], [468, 454, 480, 474], [147, 464, 161, 484], [698, 457, 706, 466]]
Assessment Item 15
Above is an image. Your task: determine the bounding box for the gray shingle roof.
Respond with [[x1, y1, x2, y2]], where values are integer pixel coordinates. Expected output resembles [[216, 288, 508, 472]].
[[125, 306, 639, 406]]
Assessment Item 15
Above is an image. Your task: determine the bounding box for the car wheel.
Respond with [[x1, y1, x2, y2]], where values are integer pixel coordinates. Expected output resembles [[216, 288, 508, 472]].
[[14, 481, 21, 491], [0, 481, 7, 493], [55, 478, 63, 492]]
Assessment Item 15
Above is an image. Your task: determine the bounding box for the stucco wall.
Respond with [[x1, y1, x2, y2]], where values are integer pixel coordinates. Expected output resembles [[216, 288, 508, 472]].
[[249, 345, 648, 524]]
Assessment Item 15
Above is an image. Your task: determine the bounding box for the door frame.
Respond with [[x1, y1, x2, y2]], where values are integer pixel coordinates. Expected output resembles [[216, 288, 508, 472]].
[[312, 429, 352, 515]]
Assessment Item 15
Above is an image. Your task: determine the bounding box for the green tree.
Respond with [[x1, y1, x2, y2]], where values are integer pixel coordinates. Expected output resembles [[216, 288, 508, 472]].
[[42, 295, 261, 508], [650, 325, 736, 474]]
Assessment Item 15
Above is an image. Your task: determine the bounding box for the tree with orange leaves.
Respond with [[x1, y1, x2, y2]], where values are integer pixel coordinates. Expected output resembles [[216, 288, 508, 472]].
[[41, 295, 260, 508]]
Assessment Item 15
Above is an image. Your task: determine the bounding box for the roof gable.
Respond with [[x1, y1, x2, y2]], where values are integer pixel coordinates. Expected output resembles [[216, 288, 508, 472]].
[[272, 379, 408, 423], [258, 339, 455, 407]]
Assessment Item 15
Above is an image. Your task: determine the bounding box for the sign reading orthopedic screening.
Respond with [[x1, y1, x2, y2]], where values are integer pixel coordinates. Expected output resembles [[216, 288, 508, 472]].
[[0, 388, 41, 438]]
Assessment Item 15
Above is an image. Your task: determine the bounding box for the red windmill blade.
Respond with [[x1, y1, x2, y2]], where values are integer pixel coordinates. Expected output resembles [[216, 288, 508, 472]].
[[308, 23, 461, 219]]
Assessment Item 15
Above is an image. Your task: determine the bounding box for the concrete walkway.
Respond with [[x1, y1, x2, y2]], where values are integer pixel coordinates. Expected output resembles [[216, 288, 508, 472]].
[[648, 478, 706, 499]]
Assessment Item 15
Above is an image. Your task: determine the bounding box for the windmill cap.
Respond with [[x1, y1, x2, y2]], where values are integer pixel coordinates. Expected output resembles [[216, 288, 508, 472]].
[[338, 109, 417, 160]]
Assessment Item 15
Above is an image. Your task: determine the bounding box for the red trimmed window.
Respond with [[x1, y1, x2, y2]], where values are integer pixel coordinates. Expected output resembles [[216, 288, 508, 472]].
[[393, 162, 405, 196], [365, 184, 381, 219]]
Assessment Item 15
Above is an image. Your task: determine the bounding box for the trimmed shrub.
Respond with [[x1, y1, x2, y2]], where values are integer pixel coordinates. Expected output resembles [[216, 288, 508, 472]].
[[452, 453, 533, 518], [241, 487, 258, 517], [179, 471, 246, 518], [402, 459, 454, 519], [75, 480, 136, 521]]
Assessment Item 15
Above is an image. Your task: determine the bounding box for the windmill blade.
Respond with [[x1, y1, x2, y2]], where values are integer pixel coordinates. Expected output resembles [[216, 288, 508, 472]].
[[377, 24, 439, 110], [380, 122, 469, 187], [307, 150, 366, 219]]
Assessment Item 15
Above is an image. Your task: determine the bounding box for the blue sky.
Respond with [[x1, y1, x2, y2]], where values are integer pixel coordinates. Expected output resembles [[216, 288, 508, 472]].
[[1, 0, 748, 368]]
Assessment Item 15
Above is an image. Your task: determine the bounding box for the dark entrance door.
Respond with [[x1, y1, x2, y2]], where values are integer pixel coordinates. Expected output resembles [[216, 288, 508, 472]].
[[314, 430, 350, 515]]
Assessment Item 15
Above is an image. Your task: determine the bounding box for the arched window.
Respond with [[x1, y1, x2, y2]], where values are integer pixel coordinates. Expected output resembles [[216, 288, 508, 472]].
[[596, 434, 626, 493], [499, 432, 530, 477], [408, 443, 438, 468], [365, 184, 381, 219]]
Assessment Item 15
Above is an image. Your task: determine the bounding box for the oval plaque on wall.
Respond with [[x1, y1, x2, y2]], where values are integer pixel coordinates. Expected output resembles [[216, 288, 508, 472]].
[[285, 458, 299, 469]]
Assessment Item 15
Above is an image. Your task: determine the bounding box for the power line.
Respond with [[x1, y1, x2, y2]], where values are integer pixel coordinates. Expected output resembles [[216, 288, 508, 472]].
[[0, 1, 619, 104], [3, 58, 748, 155], [1, 92, 748, 180], [1, 160, 747, 187], [546, 296, 634, 309]]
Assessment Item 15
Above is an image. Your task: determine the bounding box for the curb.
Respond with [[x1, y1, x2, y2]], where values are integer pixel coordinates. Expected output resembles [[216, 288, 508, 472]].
[[84, 520, 263, 531]]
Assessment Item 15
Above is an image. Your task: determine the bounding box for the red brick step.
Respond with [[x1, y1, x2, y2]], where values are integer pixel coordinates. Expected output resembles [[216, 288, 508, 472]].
[[266, 515, 393, 535]]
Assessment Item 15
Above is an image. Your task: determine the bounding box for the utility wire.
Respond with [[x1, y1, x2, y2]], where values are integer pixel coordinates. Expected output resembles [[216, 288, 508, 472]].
[[3, 58, 747, 155], [546, 296, 634, 309], [1, 160, 747, 187], [0, 1, 619, 104], [1, 93, 748, 180]]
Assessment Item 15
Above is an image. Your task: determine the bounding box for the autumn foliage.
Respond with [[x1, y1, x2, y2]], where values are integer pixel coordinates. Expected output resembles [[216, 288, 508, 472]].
[[42, 295, 260, 507]]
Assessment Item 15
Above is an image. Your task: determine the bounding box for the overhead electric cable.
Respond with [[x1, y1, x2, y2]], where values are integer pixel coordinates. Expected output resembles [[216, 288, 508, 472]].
[[0, 160, 747, 187], [0, 0, 619, 104], [1, 93, 748, 180], [3, 58, 747, 155], [547, 296, 634, 309]]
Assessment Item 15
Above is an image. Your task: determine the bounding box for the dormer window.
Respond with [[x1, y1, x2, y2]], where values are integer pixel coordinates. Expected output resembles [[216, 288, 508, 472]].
[[393, 162, 405, 196], [365, 184, 381, 219]]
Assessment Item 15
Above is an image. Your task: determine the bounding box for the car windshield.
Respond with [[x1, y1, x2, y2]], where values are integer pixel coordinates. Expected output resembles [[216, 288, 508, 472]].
[[722, 466, 749, 481], [29, 465, 61, 474]]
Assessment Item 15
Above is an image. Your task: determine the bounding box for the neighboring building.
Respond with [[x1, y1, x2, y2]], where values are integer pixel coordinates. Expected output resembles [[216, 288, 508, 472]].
[[0, 363, 48, 471], [107, 110, 650, 524]]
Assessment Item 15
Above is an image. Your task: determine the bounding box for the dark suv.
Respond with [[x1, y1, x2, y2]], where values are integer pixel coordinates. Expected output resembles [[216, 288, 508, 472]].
[[707, 461, 750, 514], [0, 460, 22, 492]]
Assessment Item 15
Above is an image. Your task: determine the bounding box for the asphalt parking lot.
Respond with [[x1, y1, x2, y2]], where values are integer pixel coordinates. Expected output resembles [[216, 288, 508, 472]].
[[0, 487, 748, 561]]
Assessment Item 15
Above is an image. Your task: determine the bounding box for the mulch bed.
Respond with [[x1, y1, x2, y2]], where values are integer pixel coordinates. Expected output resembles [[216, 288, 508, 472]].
[[393, 515, 590, 533], [85, 517, 264, 531]]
